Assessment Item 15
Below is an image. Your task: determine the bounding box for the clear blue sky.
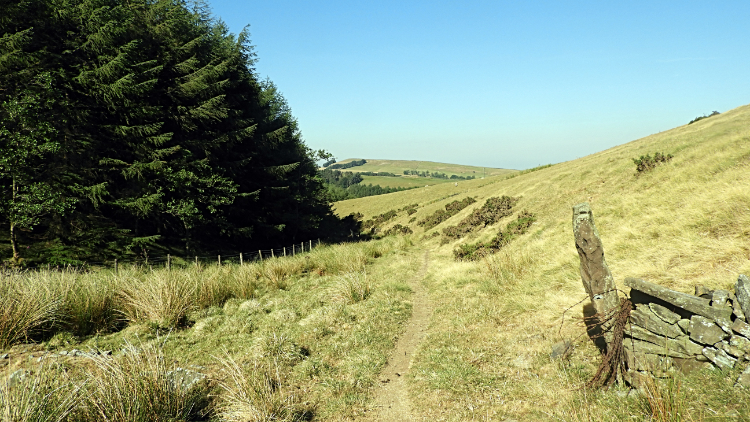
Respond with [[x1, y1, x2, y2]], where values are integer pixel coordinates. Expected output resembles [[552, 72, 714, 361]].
[[207, 0, 750, 170]]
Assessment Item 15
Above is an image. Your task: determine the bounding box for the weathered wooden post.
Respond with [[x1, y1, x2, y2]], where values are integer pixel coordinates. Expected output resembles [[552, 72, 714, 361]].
[[283, 247, 286, 257], [239, 253, 243, 265], [573, 203, 619, 344], [167, 254, 171, 270], [292, 244, 295, 255], [301, 242, 304, 253], [258, 250, 263, 261], [218, 255, 221, 266], [309, 240, 312, 250], [114, 259, 118, 274], [195, 256, 198, 266], [271, 249, 275, 258]]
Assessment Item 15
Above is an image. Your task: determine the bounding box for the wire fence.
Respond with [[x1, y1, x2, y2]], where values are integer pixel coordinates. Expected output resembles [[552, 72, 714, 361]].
[[7, 238, 323, 273]]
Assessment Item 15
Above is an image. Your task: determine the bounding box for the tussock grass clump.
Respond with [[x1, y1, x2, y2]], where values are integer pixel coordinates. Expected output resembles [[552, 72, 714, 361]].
[[417, 197, 476, 230], [83, 341, 209, 421], [0, 362, 82, 422], [0, 274, 61, 348], [118, 270, 196, 328], [328, 272, 371, 304], [216, 356, 309, 422]]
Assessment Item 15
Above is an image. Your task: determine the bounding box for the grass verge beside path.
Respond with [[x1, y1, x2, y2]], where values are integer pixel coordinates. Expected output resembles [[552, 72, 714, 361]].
[[1, 237, 424, 421]]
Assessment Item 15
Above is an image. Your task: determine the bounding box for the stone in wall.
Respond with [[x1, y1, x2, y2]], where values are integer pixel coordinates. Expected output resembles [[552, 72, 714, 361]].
[[649, 303, 681, 324], [736, 275, 750, 321], [626, 278, 732, 322], [702, 347, 737, 370], [624, 325, 703, 356], [629, 306, 683, 338], [689, 315, 729, 345]]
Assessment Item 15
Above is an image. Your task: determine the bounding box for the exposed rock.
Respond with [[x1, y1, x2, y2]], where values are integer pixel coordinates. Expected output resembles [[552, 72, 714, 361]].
[[624, 369, 653, 390], [717, 340, 744, 358], [732, 319, 750, 339], [714, 317, 734, 335], [737, 366, 750, 388], [8, 369, 28, 388], [690, 316, 728, 345], [649, 303, 682, 324], [572, 203, 619, 317], [166, 368, 206, 392], [623, 339, 691, 358], [736, 275, 750, 322], [730, 335, 750, 354], [695, 285, 713, 299], [624, 350, 673, 373], [630, 307, 683, 338], [550, 340, 573, 359], [702, 347, 736, 370], [711, 290, 731, 308], [626, 278, 732, 321], [677, 319, 690, 335], [0, 353, 8, 359], [671, 357, 714, 373], [733, 299, 746, 321], [625, 325, 703, 355]]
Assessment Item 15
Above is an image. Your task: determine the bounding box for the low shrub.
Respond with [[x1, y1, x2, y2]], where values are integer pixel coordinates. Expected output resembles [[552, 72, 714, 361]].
[[328, 271, 371, 304], [362, 210, 398, 230], [441, 196, 518, 242], [453, 210, 536, 261], [633, 152, 673, 173], [688, 110, 719, 125], [417, 197, 476, 230], [383, 224, 413, 236]]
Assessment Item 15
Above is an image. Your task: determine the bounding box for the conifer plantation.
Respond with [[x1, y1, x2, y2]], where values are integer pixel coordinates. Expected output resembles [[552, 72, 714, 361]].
[[0, 0, 349, 265]]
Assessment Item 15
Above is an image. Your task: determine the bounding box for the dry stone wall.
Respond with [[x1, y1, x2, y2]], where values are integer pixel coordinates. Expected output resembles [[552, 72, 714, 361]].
[[624, 275, 750, 387]]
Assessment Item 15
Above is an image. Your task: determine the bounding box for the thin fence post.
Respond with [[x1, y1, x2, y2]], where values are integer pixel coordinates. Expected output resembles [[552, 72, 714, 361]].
[[240, 253, 243, 265], [283, 247, 286, 257], [47, 263, 50, 271], [292, 244, 295, 255], [114, 259, 118, 273], [301, 242, 304, 253], [195, 256, 198, 266], [318, 238, 320, 246], [271, 249, 275, 258], [167, 254, 171, 271], [309, 240, 312, 250], [259, 250, 262, 261], [218, 255, 221, 266]]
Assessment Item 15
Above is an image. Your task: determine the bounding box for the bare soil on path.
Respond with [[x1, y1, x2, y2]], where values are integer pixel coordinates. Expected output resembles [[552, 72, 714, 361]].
[[361, 250, 431, 421]]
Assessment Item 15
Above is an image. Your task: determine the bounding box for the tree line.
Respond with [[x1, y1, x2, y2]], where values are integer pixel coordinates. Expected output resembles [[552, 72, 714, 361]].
[[403, 170, 475, 180], [0, 0, 357, 266], [318, 168, 412, 201]]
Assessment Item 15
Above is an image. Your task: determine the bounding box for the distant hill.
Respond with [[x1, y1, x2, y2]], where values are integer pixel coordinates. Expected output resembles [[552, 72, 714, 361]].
[[323, 159, 517, 189], [329, 159, 515, 178]]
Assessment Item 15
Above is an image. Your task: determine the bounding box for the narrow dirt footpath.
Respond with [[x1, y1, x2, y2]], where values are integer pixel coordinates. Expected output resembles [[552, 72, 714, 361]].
[[361, 250, 431, 421]]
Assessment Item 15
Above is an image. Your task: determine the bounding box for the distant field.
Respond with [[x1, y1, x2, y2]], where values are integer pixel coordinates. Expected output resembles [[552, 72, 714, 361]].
[[360, 175, 456, 188], [330, 159, 516, 178]]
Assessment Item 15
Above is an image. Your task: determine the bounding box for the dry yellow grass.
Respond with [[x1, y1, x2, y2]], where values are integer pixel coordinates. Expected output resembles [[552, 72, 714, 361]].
[[337, 104, 750, 420]]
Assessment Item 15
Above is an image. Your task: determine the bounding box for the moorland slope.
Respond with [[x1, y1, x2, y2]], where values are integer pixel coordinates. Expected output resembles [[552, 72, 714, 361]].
[[336, 104, 750, 420]]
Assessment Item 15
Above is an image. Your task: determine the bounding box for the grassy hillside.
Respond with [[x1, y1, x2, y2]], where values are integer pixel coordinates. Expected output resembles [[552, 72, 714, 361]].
[[3, 105, 749, 421], [332, 158, 516, 178], [334, 104, 750, 419]]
